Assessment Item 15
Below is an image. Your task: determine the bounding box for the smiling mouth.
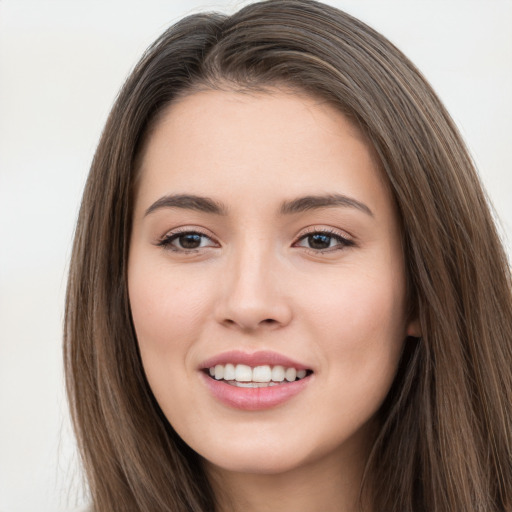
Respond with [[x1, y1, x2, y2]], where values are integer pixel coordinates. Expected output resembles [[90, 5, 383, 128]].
[[204, 364, 313, 388]]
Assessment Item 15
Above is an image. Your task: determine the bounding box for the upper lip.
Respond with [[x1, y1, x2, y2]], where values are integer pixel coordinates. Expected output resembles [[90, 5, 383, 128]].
[[200, 350, 311, 371]]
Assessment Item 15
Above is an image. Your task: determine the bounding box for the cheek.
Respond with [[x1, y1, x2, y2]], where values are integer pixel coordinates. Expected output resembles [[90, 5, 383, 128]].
[[303, 260, 406, 336], [292, 273, 406, 455], [128, 258, 212, 365], [127, 259, 218, 426], [299, 258, 407, 389]]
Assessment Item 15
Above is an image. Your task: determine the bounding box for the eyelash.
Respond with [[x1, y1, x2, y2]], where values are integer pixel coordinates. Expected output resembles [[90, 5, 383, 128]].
[[294, 228, 355, 253], [157, 227, 355, 254], [157, 228, 217, 253]]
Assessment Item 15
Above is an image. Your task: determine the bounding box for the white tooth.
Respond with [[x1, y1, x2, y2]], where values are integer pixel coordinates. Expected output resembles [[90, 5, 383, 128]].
[[235, 364, 252, 382], [209, 367, 215, 377], [232, 381, 270, 388], [285, 367, 297, 382], [227, 380, 282, 387], [297, 369, 307, 379], [214, 364, 224, 380], [223, 363, 236, 381], [253, 365, 271, 382], [271, 365, 285, 382]]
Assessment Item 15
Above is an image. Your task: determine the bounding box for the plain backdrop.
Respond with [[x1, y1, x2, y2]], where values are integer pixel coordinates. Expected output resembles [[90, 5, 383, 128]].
[[0, 1, 511, 511]]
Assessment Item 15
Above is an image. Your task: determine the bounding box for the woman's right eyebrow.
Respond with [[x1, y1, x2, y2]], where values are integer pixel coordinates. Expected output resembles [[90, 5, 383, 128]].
[[144, 194, 228, 216]]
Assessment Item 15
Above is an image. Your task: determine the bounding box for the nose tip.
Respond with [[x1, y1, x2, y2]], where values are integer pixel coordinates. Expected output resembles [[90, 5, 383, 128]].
[[215, 271, 292, 332]]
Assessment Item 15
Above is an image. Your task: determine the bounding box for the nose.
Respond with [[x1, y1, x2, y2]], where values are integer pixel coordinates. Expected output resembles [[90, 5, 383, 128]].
[[214, 243, 293, 332]]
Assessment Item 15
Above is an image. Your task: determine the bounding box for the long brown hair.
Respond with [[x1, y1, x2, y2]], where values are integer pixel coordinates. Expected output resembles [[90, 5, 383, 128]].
[[64, 1, 512, 510]]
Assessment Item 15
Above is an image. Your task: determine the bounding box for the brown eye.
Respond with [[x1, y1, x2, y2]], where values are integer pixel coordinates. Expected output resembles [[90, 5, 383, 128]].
[[307, 233, 333, 250], [295, 231, 354, 252], [177, 233, 203, 249], [158, 231, 217, 252]]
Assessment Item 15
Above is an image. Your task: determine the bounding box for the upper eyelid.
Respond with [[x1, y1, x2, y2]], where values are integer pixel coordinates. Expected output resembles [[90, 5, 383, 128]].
[[159, 225, 217, 240], [294, 225, 354, 240]]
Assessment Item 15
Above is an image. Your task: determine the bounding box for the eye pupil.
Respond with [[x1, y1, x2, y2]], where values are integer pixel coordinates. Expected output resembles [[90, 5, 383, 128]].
[[179, 233, 202, 249], [308, 233, 331, 249]]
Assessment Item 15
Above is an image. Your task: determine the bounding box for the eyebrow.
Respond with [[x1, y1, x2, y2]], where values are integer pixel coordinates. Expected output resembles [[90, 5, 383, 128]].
[[144, 192, 373, 217], [145, 194, 228, 217], [280, 193, 373, 217]]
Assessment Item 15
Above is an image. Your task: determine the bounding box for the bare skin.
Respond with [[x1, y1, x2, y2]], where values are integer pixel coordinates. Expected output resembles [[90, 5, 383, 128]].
[[207, 420, 374, 512], [128, 88, 420, 512]]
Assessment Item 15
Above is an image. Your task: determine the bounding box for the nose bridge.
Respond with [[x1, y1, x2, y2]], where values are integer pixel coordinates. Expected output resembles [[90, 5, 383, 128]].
[[216, 235, 291, 330], [232, 241, 272, 300]]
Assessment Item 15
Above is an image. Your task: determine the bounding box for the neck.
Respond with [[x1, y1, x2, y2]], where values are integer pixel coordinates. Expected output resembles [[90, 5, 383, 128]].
[[205, 433, 373, 512]]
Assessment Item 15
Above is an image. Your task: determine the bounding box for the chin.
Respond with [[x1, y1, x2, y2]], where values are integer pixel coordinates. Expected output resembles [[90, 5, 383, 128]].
[[203, 448, 310, 476]]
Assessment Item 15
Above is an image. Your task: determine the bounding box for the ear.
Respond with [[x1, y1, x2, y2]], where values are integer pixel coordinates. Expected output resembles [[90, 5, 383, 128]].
[[406, 317, 422, 338]]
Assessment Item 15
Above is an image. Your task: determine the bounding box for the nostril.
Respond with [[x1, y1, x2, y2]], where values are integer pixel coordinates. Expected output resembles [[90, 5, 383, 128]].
[[220, 317, 280, 331]]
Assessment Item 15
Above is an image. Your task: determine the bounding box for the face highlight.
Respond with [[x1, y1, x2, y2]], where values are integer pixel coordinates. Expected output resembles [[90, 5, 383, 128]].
[[128, 89, 414, 479]]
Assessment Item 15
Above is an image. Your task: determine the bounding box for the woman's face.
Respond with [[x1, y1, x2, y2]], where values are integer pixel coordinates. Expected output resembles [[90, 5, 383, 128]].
[[128, 89, 417, 476]]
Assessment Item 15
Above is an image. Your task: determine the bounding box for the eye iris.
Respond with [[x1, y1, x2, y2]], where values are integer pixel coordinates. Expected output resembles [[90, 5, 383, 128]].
[[179, 233, 202, 249], [308, 233, 332, 249]]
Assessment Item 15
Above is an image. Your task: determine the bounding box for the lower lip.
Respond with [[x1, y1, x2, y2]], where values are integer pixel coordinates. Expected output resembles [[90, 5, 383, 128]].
[[200, 372, 312, 411]]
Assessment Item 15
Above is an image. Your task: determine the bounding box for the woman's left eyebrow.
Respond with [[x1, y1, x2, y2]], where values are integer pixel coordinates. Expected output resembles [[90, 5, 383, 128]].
[[280, 194, 373, 217]]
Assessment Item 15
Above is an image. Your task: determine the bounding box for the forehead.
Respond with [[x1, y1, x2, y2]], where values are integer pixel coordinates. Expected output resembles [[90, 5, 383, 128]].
[[135, 88, 392, 217]]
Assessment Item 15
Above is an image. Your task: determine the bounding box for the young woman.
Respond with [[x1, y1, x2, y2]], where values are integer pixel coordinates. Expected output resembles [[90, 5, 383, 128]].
[[64, 1, 512, 510]]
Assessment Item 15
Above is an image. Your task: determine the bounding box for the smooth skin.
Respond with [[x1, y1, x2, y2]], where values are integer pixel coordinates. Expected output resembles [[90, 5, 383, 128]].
[[128, 88, 420, 512]]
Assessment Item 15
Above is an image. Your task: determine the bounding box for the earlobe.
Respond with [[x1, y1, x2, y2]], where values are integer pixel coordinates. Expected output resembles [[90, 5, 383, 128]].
[[406, 317, 422, 338]]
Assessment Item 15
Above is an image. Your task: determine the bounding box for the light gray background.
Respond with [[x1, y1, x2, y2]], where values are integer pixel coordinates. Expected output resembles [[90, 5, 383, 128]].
[[1, 1, 511, 511]]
